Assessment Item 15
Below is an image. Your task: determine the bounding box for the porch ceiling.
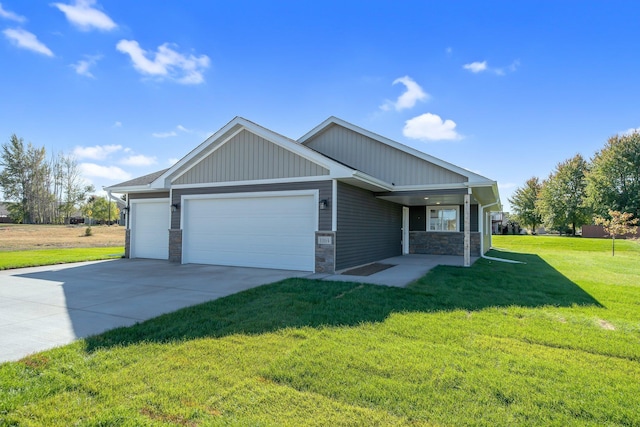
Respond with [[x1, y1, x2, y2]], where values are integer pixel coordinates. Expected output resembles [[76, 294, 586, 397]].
[[374, 188, 477, 206]]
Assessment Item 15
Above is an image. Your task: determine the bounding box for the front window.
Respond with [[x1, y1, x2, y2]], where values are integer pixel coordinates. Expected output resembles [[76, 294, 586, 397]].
[[428, 206, 458, 231]]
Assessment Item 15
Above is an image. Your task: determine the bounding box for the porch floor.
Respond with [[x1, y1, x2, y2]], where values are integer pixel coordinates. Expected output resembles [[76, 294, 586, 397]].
[[306, 254, 479, 288]]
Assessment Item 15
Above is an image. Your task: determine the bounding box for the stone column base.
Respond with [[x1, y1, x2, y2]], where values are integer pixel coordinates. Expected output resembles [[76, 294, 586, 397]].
[[315, 231, 336, 273], [169, 229, 182, 263]]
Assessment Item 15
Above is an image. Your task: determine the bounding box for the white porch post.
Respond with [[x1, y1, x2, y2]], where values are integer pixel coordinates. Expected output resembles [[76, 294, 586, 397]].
[[464, 191, 471, 267]]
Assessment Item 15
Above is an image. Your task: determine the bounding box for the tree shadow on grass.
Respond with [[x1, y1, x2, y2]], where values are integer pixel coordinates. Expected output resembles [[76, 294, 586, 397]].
[[84, 249, 601, 353]]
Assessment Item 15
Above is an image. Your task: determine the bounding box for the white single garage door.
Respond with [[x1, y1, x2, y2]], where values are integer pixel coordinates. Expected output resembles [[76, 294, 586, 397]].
[[182, 192, 316, 271], [130, 199, 170, 259]]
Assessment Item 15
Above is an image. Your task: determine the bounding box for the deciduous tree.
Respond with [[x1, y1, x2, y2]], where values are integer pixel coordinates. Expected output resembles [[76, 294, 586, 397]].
[[594, 210, 638, 256], [587, 131, 640, 218], [509, 177, 543, 234], [537, 154, 591, 235]]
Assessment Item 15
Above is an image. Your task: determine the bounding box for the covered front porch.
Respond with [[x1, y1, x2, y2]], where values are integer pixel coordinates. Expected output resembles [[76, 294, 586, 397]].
[[375, 184, 500, 267]]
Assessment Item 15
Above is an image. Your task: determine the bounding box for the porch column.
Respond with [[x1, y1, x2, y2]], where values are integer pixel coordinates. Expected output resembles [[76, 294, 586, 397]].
[[464, 191, 470, 267]]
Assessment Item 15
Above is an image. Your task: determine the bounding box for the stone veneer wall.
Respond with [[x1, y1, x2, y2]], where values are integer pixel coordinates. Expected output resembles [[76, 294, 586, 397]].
[[124, 229, 131, 258], [169, 229, 182, 263], [315, 231, 336, 273], [409, 231, 481, 256]]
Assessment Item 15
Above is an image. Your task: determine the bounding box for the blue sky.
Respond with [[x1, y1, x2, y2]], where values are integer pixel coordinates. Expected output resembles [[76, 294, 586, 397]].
[[1, 1, 639, 210]]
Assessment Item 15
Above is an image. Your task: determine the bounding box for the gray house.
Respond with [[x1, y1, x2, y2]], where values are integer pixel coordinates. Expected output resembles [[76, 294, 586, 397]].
[[106, 117, 501, 273]]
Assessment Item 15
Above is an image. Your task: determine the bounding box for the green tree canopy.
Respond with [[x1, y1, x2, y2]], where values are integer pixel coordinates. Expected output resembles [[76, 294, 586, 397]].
[[537, 154, 591, 235], [587, 131, 640, 218], [82, 196, 120, 223], [509, 176, 543, 233], [594, 210, 639, 256]]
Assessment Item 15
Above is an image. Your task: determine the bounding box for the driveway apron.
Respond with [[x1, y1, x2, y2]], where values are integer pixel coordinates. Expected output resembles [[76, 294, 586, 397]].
[[0, 259, 308, 363]]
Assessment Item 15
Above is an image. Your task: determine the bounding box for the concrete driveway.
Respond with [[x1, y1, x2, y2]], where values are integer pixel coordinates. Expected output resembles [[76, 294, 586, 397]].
[[0, 259, 309, 363]]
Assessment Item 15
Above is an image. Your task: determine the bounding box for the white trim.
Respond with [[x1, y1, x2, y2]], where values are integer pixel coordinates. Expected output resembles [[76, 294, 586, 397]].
[[331, 179, 337, 232], [426, 205, 460, 232], [402, 207, 410, 254], [478, 203, 484, 254], [180, 189, 320, 232], [172, 175, 333, 190], [351, 171, 394, 191]]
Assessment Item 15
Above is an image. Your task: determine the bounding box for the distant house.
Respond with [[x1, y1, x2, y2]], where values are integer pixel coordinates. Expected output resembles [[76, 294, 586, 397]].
[[0, 202, 11, 223], [107, 117, 501, 273]]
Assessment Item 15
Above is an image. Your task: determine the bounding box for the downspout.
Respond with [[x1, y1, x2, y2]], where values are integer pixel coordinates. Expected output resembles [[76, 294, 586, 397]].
[[106, 189, 126, 228], [479, 200, 525, 264]]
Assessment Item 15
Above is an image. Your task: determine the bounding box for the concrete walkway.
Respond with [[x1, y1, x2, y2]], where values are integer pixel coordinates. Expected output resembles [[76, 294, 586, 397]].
[[0, 259, 308, 363], [308, 254, 478, 287]]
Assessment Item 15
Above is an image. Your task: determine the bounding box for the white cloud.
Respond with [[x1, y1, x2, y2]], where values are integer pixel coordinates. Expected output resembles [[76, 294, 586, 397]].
[[71, 54, 102, 77], [380, 76, 429, 111], [52, 0, 116, 31], [463, 59, 520, 76], [79, 163, 131, 181], [2, 28, 53, 57], [112, 121, 122, 127], [403, 113, 462, 141], [119, 154, 157, 167], [152, 131, 177, 138], [73, 144, 123, 160], [463, 61, 487, 73], [116, 39, 210, 84], [177, 124, 192, 133], [168, 157, 179, 166], [445, 47, 452, 56], [0, 3, 26, 22], [622, 127, 640, 135]]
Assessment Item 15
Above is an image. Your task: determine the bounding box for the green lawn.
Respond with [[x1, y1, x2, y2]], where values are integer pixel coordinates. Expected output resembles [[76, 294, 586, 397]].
[[1, 236, 638, 426], [0, 247, 124, 270]]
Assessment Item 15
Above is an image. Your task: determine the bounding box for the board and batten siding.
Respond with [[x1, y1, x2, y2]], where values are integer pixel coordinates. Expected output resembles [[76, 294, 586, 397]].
[[171, 181, 332, 231], [174, 130, 329, 185], [303, 124, 466, 186], [335, 182, 402, 271]]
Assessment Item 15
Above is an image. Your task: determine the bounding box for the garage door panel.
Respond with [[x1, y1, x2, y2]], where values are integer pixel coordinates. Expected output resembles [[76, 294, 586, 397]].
[[183, 194, 316, 271], [131, 200, 169, 260]]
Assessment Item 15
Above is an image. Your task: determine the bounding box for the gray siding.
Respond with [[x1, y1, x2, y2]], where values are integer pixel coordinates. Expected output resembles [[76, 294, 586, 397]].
[[171, 180, 332, 231], [174, 130, 329, 185], [336, 182, 402, 270], [459, 204, 479, 232], [128, 192, 170, 200], [304, 124, 466, 186]]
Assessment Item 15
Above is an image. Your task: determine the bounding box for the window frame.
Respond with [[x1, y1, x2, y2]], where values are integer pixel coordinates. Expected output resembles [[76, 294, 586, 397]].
[[427, 205, 460, 232]]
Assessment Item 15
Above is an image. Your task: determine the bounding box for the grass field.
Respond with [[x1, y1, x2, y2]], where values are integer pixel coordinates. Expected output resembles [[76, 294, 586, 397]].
[[0, 224, 125, 251], [0, 224, 125, 269], [0, 236, 638, 426]]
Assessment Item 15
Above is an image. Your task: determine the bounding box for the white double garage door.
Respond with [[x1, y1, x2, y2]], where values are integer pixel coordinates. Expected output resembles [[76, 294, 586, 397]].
[[130, 191, 318, 271]]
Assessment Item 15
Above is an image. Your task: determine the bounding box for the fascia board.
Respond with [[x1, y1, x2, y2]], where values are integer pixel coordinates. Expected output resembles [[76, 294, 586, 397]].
[[300, 116, 494, 184], [104, 185, 162, 193], [351, 171, 394, 191]]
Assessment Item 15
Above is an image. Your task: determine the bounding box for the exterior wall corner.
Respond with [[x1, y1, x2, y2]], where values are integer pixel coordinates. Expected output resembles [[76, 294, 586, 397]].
[[124, 229, 131, 258], [315, 231, 336, 273], [169, 229, 183, 263]]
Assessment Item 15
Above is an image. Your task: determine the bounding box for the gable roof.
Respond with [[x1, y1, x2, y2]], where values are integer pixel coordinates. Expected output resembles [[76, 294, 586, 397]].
[[106, 116, 500, 208], [298, 116, 493, 185]]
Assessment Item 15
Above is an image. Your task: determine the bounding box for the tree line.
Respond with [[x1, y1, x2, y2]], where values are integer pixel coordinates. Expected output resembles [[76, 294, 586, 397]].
[[509, 131, 640, 235], [0, 134, 108, 224]]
